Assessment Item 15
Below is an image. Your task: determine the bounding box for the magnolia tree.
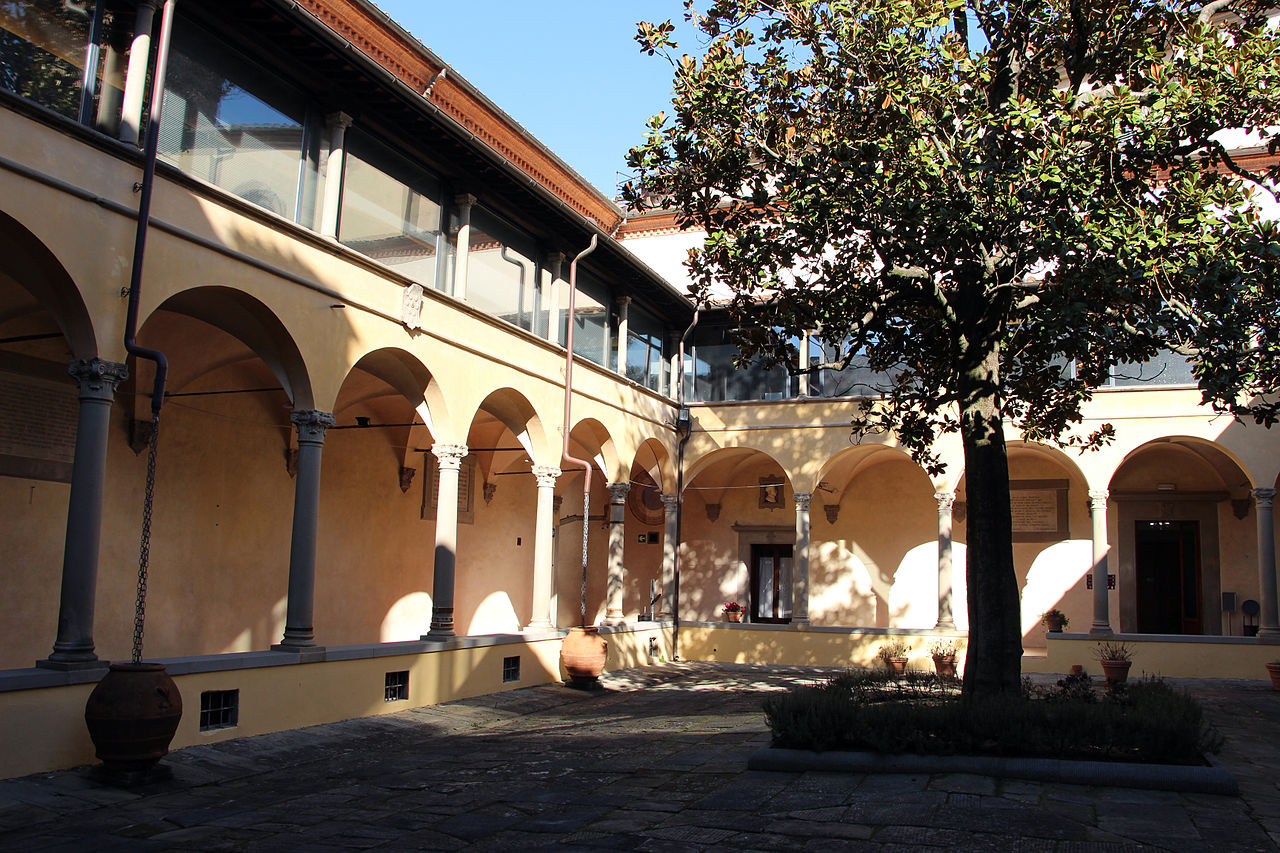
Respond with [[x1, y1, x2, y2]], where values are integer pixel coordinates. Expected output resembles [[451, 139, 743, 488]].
[[626, 0, 1280, 698]]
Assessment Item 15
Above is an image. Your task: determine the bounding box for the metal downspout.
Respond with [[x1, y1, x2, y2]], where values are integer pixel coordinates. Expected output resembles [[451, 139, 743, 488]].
[[671, 309, 699, 661], [124, 0, 176, 415], [562, 235, 598, 627]]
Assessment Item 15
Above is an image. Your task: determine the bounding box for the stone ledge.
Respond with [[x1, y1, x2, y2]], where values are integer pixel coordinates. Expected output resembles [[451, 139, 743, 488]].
[[748, 747, 1238, 795]]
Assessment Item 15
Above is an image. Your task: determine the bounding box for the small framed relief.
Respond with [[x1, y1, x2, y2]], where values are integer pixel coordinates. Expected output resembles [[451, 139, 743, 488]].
[[759, 476, 785, 509]]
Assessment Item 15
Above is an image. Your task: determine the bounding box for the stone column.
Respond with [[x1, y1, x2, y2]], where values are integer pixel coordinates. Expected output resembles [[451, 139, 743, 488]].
[[546, 251, 565, 345], [275, 409, 335, 650], [793, 492, 812, 626], [526, 466, 560, 630], [616, 296, 631, 376], [605, 482, 630, 623], [93, 18, 130, 136], [118, 0, 158, 146], [40, 359, 128, 668], [797, 332, 811, 397], [666, 333, 681, 399], [1256, 488, 1279, 639], [1089, 489, 1113, 636], [426, 443, 467, 639], [935, 491, 956, 630], [451, 194, 477, 302], [318, 112, 353, 238], [660, 493, 679, 619]]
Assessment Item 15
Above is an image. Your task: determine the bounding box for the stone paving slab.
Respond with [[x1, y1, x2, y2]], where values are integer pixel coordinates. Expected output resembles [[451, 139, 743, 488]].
[[0, 662, 1278, 850]]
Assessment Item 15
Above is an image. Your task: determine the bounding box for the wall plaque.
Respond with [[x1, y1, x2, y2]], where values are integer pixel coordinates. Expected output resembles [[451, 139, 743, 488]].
[[1010, 479, 1070, 542]]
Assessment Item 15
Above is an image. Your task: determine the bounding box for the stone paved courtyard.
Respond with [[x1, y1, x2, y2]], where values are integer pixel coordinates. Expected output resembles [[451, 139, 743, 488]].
[[1, 662, 1279, 851]]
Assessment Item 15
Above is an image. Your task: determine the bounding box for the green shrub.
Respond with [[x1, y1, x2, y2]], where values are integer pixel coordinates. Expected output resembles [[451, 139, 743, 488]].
[[763, 671, 1220, 765]]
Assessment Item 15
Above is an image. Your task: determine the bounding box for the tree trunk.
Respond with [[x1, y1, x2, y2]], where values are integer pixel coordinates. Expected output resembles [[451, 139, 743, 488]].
[[958, 344, 1024, 699]]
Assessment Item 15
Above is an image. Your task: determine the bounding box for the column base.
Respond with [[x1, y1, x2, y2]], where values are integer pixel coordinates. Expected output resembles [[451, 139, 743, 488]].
[[934, 619, 956, 631], [603, 611, 626, 626], [1088, 624, 1115, 638], [1256, 627, 1280, 643], [423, 628, 455, 641], [523, 618, 553, 631], [791, 618, 811, 629], [37, 657, 109, 672]]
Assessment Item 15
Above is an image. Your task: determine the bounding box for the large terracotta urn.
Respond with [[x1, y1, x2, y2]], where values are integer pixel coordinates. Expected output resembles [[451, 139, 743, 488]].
[[561, 627, 608, 685], [84, 662, 183, 771]]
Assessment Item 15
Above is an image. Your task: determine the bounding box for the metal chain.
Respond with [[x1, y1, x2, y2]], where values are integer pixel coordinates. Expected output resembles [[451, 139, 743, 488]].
[[131, 412, 161, 664], [580, 490, 590, 626]]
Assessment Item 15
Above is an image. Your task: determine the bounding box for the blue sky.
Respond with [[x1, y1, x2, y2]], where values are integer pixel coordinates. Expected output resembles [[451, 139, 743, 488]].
[[371, 2, 697, 199]]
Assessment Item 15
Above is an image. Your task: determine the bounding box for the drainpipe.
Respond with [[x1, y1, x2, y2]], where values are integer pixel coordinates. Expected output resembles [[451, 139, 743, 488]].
[[124, 0, 176, 416], [671, 309, 699, 661], [562, 235, 598, 627]]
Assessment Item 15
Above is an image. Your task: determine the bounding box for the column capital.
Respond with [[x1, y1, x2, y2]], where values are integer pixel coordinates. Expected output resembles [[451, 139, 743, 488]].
[[454, 192, 478, 210], [546, 251, 567, 267], [660, 493, 679, 510], [934, 491, 955, 512], [432, 443, 468, 470], [608, 482, 631, 503], [1089, 489, 1109, 509], [1255, 488, 1277, 508], [794, 492, 812, 510], [326, 111, 353, 129], [617, 295, 632, 308], [68, 358, 128, 400], [532, 465, 561, 489], [290, 409, 335, 444]]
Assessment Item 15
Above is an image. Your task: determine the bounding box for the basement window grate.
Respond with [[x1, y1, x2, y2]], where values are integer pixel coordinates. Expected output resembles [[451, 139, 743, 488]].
[[199, 689, 239, 731], [385, 670, 409, 702], [502, 655, 520, 683]]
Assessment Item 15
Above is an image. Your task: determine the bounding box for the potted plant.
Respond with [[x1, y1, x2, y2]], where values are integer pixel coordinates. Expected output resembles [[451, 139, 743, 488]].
[[1094, 641, 1134, 684], [723, 601, 745, 622], [877, 638, 911, 676], [929, 639, 959, 678], [1041, 608, 1069, 633], [1266, 660, 1280, 690]]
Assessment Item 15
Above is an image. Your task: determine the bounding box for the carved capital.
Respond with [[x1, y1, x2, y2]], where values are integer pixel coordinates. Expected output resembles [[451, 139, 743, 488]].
[[532, 465, 561, 489], [608, 482, 631, 503], [291, 409, 335, 444], [935, 491, 955, 513], [454, 192, 477, 211], [793, 492, 812, 511], [1256, 488, 1277, 510], [432, 442, 468, 471], [660, 493, 679, 510], [326, 111, 354, 130], [1088, 489, 1109, 511], [68, 358, 128, 401]]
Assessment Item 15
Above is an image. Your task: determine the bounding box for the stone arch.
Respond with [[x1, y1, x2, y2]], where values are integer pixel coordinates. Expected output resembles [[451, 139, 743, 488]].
[[1107, 435, 1256, 635], [813, 445, 939, 628], [138, 285, 314, 410], [0, 209, 97, 359]]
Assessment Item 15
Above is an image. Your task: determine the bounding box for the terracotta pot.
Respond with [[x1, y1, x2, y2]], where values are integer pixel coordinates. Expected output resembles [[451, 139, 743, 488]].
[[1100, 659, 1132, 685], [725, 611, 742, 623], [932, 654, 957, 678], [561, 627, 608, 685], [1265, 662, 1280, 690], [84, 662, 183, 771], [1044, 616, 1066, 633], [889, 656, 909, 676]]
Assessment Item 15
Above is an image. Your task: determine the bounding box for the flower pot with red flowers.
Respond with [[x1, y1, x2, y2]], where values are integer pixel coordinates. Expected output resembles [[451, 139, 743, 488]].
[[723, 601, 744, 623], [1040, 609, 1069, 633]]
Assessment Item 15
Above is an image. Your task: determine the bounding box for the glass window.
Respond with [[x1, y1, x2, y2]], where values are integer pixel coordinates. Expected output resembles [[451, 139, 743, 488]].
[[466, 207, 539, 333], [625, 304, 666, 392], [811, 337, 895, 398], [158, 18, 315, 221], [566, 267, 611, 367], [685, 324, 790, 402], [0, 0, 95, 119], [1110, 350, 1197, 387], [339, 131, 443, 290]]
